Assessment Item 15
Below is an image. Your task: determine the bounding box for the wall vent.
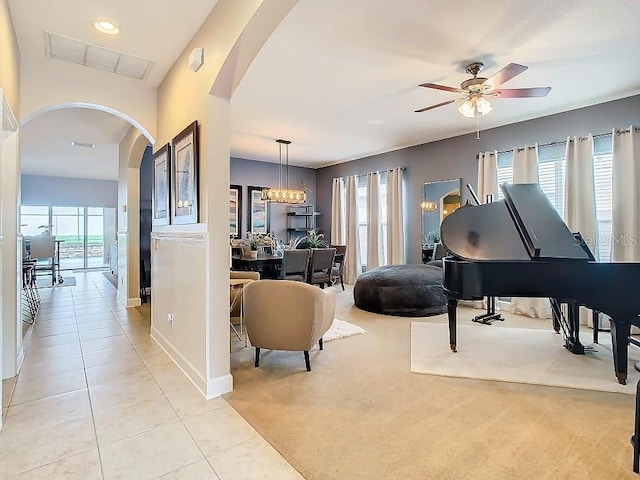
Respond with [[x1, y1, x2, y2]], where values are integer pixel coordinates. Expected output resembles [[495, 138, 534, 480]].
[[44, 31, 154, 80]]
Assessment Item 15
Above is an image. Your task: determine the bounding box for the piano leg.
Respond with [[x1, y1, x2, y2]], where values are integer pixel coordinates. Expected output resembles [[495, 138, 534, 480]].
[[566, 301, 585, 354], [448, 298, 458, 352], [551, 299, 561, 334], [610, 319, 631, 385]]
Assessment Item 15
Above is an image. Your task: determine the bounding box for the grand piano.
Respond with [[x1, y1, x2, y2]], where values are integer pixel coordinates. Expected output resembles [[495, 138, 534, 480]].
[[441, 183, 640, 384]]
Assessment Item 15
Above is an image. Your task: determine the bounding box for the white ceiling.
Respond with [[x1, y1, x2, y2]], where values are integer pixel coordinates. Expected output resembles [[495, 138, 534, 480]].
[[20, 109, 130, 181], [230, 0, 640, 167], [8, 0, 218, 86], [9, 0, 640, 176]]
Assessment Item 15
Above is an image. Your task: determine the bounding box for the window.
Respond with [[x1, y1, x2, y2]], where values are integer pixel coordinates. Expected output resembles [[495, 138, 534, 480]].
[[20, 205, 115, 270], [356, 174, 389, 271], [495, 137, 613, 261]]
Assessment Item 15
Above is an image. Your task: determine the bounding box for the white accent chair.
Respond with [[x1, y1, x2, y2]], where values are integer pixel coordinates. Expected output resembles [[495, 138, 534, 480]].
[[243, 280, 337, 371]]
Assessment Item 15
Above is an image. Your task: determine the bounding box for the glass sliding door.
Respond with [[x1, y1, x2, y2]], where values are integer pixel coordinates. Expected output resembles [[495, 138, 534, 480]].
[[21, 205, 115, 270], [51, 206, 85, 270], [87, 207, 107, 268]]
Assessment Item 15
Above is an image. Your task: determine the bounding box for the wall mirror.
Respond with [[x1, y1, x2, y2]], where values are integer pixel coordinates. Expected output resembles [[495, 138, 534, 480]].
[[421, 178, 461, 250]]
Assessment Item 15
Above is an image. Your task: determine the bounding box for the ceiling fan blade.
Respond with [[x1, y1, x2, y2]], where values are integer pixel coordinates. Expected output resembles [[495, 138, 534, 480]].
[[419, 83, 463, 93], [414, 99, 456, 113], [485, 63, 528, 88], [492, 87, 551, 98]]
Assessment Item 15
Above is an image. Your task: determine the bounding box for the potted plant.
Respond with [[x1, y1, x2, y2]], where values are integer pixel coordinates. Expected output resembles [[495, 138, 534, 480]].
[[306, 230, 327, 248]]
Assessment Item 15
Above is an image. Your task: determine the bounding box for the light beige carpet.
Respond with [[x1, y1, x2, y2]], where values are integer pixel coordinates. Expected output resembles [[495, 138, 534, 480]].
[[226, 289, 638, 480], [411, 323, 640, 395]]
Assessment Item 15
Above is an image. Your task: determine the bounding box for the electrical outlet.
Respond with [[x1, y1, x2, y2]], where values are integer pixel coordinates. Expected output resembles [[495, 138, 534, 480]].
[[167, 313, 174, 327]]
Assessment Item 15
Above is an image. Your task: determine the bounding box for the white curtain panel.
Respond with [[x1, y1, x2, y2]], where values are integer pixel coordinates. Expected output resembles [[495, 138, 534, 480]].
[[331, 177, 345, 245], [366, 172, 383, 269], [344, 176, 361, 284], [564, 135, 598, 326], [612, 126, 640, 262], [477, 150, 498, 203], [509, 144, 551, 318], [386, 168, 405, 264], [565, 135, 599, 260], [512, 145, 539, 184]]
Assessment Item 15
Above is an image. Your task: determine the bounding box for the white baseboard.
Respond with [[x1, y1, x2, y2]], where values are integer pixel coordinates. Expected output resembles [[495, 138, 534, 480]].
[[126, 297, 142, 308], [150, 327, 233, 399], [151, 326, 208, 395], [207, 374, 233, 399]]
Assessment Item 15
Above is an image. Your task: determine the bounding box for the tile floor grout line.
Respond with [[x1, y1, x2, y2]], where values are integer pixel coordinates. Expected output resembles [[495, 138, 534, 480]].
[[73, 277, 107, 480]]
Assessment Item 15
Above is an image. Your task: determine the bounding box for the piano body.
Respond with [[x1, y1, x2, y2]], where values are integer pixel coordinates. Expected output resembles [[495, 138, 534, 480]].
[[441, 183, 640, 384]]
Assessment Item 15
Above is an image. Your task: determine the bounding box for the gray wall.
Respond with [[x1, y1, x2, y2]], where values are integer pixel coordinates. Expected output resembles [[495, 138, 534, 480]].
[[230, 157, 317, 242], [316, 94, 640, 264], [21, 175, 118, 208]]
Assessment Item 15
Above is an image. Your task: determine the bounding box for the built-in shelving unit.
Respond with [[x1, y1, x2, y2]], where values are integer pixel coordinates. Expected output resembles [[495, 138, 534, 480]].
[[286, 205, 321, 242]]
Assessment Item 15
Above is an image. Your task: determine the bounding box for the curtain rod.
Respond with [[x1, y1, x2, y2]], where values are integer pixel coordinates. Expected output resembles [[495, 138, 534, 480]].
[[334, 167, 406, 180], [474, 128, 638, 159]]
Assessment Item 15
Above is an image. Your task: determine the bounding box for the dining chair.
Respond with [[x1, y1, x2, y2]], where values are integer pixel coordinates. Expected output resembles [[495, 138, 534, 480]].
[[307, 248, 336, 288], [281, 249, 310, 282], [330, 245, 347, 291], [29, 235, 57, 285]]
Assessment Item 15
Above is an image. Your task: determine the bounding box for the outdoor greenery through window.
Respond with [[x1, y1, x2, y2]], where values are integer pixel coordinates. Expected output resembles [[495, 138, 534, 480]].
[[496, 137, 613, 261], [20, 205, 116, 270]]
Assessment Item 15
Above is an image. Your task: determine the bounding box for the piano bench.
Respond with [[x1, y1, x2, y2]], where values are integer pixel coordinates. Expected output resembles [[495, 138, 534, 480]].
[[354, 264, 447, 317]]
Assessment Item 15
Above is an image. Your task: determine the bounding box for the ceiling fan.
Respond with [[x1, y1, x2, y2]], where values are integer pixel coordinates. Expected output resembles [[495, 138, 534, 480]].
[[415, 62, 551, 117]]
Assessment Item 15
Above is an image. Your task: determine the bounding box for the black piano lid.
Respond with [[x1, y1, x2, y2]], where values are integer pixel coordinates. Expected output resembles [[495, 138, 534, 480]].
[[440, 183, 595, 262]]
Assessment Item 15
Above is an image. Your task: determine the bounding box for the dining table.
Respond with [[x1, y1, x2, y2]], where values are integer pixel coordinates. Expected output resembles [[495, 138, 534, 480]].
[[231, 253, 284, 279]]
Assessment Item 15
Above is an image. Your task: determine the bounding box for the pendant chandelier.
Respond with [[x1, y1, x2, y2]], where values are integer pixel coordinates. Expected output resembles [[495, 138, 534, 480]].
[[261, 139, 307, 204]]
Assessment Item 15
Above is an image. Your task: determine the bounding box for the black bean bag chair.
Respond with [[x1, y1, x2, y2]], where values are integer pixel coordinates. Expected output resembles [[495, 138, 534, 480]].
[[353, 264, 446, 317]]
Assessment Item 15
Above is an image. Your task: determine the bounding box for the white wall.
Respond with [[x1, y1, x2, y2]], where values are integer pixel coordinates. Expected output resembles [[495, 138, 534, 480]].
[[153, 0, 297, 398], [20, 61, 156, 142], [0, 0, 20, 116], [117, 127, 148, 307]]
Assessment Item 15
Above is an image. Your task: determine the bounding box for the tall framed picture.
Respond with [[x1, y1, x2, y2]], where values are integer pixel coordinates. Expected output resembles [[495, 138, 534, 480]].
[[170, 120, 199, 224], [230, 184, 242, 238], [152, 143, 171, 226], [247, 186, 270, 234]]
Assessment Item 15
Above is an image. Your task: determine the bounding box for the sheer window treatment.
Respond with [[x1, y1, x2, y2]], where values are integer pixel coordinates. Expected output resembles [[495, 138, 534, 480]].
[[510, 145, 552, 318], [331, 178, 345, 245], [366, 172, 383, 269], [344, 176, 361, 284], [477, 150, 498, 203], [612, 126, 640, 262], [386, 167, 405, 264]]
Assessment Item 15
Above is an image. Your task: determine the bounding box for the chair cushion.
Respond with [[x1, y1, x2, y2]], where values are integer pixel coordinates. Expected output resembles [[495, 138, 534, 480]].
[[353, 264, 446, 317], [285, 274, 306, 282]]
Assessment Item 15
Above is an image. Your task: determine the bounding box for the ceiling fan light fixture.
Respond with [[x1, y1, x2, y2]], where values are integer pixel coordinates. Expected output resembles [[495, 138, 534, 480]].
[[475, 96, 493, 115], [458, 100, 475, 118]]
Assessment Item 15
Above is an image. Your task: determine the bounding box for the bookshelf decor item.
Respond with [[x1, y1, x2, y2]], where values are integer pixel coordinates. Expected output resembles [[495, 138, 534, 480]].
[[170, 120, 199, 224]]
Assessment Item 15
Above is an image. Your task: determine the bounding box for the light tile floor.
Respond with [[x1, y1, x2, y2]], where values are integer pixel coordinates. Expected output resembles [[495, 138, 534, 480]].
[[0, 272, 303, 480]]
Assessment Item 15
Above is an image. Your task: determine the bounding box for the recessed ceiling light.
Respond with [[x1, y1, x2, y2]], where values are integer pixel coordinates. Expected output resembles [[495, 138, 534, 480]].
[[94, 20, 120, 35], [71, 141, 96, 148]]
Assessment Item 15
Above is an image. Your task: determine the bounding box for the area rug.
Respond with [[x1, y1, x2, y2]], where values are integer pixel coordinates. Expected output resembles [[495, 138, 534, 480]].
[[410, 322, 640, 395], [323, 318, 366, 342]]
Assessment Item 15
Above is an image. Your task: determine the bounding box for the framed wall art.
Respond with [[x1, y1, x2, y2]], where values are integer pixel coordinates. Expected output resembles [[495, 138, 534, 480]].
[[230, 184, 242, 238], [247, 186, 270, 234], [152, 143, 171, 226], [170, 120, 199, 224]]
